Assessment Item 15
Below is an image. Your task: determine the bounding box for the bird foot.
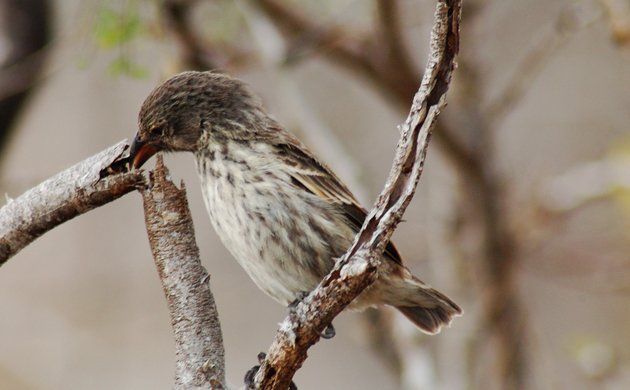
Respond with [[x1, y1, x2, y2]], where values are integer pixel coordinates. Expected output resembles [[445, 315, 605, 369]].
[[244, 352, 298, 390]]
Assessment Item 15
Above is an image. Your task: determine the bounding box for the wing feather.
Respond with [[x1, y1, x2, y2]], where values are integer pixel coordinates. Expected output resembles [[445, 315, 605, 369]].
[[275, 140, 403, 265]]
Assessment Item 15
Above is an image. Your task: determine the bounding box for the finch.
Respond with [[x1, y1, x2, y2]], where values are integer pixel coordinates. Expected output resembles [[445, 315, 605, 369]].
[[129, 71, 461, 334]]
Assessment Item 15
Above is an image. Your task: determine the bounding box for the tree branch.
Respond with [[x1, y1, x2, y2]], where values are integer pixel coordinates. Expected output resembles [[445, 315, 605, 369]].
[[376, 0, 420, 101], [161, 0, 215, 70], [140, 155, 225, 389], [0, 140, 144, 265], [253, 1, 461, 388], [161, 0, 252, 71]]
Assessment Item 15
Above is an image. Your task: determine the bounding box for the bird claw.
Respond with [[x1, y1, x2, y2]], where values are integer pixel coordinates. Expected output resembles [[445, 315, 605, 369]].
[[243, 352, 266, 389], [320, 323, 336, 339], [244, 352, 298, 390], [243, 365, 258, 390]]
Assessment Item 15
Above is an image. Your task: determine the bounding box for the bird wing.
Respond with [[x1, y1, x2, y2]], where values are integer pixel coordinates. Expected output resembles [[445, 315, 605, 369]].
[[275, 140, 403, 266]]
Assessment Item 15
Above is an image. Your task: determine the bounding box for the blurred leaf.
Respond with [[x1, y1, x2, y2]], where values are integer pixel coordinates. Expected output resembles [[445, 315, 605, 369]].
[[75, 55, 91, 70], [89, 3, 149, 79], [94, 6, 142, 49], [107, 55, 148, 78]]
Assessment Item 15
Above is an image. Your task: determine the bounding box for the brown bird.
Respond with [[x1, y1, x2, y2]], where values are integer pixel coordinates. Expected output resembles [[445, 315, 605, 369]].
[[129, 71, 461, 335]]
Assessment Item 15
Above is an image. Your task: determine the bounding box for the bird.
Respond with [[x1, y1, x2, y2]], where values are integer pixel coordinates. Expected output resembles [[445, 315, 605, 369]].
[[129, 71, 461, 335]]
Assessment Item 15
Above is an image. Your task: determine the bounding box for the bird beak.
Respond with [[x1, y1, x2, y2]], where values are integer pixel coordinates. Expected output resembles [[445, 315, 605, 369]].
[[129, 133, 159, 169]]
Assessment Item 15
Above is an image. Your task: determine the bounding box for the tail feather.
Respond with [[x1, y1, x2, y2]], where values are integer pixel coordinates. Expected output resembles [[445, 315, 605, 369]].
[[387, 275, 462, 334], [397, 304, 460, 334]]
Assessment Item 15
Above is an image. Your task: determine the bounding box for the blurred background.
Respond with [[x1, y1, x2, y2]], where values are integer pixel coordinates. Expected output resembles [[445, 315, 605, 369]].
[[1, 0, 629, 389]]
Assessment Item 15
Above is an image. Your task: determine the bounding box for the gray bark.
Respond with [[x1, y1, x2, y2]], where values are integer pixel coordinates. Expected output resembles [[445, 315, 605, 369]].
[[141, 155, 226, 389], [0, 140, 144, 265]]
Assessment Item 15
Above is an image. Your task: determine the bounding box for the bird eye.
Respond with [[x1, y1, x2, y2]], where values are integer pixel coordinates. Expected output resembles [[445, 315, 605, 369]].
[[149, 125, 163, 136]]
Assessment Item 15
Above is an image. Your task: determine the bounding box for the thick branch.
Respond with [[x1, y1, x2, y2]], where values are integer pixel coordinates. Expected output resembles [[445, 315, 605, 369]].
[[253, 1, 461, 388], [141, 155, 225, 389], [0, 140, 144, 265], [376, 0, 420, 102]]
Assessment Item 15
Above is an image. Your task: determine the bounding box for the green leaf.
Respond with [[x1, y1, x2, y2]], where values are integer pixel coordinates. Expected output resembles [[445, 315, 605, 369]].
[[94, 6, 142, 49], [107, 55, 148, 78]]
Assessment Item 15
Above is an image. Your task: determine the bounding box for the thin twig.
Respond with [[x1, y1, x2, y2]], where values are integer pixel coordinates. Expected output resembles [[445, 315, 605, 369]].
[[141, 155, 226, 389], [484, 4, 588, 126], [0, 140, 144, 265], [253, 1, 461, 388]]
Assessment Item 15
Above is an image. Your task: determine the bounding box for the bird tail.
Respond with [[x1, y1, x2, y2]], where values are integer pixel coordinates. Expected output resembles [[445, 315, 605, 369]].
[[386, 274, 462, 334]]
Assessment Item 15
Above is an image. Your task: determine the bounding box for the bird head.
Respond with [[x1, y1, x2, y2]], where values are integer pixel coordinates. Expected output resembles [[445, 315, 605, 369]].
[[129, 71, 266, 169]]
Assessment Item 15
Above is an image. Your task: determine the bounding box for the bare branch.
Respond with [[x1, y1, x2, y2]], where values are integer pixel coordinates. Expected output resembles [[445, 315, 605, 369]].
[[376, 0, 418, 95], [160, 0, 252, 70], [253, 1, 461, 388], [141, 155, 225, 389], [484, 3, 592, 125], [0, 140, 144, 265]]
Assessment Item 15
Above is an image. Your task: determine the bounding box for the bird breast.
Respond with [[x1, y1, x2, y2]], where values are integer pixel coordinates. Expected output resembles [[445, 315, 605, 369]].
[[195, 140, 349, 305]]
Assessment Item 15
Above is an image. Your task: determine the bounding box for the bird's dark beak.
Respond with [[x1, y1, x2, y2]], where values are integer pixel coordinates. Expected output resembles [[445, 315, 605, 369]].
[[129, 133, 159, 169]]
